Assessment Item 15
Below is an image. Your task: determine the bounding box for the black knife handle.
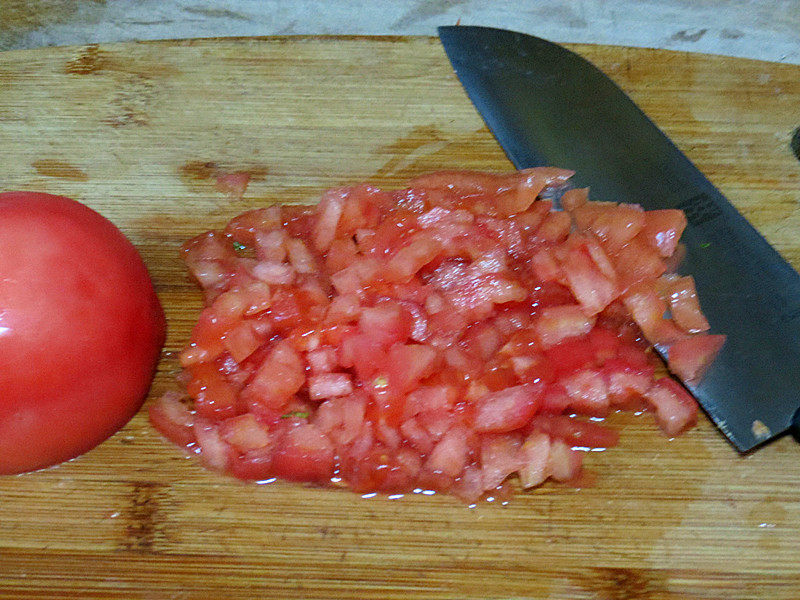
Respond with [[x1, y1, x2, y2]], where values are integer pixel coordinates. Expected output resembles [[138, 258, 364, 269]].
[[792, 408, 800, 444]]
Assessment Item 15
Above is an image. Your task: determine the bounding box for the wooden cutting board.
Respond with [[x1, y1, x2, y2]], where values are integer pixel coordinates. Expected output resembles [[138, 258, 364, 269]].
[[1, 36, 799, 599]]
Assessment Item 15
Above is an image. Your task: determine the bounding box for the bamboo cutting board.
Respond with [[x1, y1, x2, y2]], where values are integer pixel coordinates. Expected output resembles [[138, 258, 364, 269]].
[[1, 36, 799, 600]]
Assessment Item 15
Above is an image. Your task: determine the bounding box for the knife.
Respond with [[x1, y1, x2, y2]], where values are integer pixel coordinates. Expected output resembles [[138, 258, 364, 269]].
[[438, 25, 800, 452]]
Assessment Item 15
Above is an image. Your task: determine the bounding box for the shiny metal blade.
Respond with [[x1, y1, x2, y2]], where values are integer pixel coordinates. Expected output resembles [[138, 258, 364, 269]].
[[439, 25, 800, 451]]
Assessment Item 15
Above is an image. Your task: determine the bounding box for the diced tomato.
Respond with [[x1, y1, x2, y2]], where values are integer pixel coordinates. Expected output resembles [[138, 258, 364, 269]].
[[336, 185, 386, 236], [582, 235, 617, 280], [450, 464, 486, 503], [480, 433, 524, 490], [149, 392, 196, 448], [604, 360, 653, 408], [528, 414, 620, 448], [238, 282, 272, 316], [409, 167, 572, 206], [270, 422, 335, 483], [379, 447, 423, 493], [529, 247, 563, 283], [325, 237, 358, 273], [499, 169, 570, 216], [254, 229, 287, 262], [325, 293, 361, 325], [570, 202, 611, 231], [180, 307, 233, 366], [528, 281, 576, 310], [616, 340, 654, 370], [338, 441, 392, 493], [223, 320, 262, 362], [285, 238, 318, 274], [312, 188, 347, 252], [228, 446, 274, 481], [518, 432, 551, 488], [667, 334, 726, 384], [215, 171, 251, 199], [266, 287, 304, 332], [472, 384, 542, 433], [398, 299, 429, 342], [644, 378, 699, 437], [587, 327, 621, 362], [535, 210, 572, 244], [384, 233, 442, 283], [218, 413, 271, 452], [547, 439, 583, 482], [510, 352, 555, 385], [313, 393, 366, 447], [308, 373, 354, 400], [251, 260, 295, 286], [418, 408, 454, 441], [545, 337, 597, 376], [622, 281, 668, 343], [163, 168, 716, 502], [585, 203, 645, 253], [185, 249, 242, 294], [560, 187, 588, 211], [224, 207, 282, 245], [330, 257, 381, 296], [665, 275, 711, 333], [186, 362, 238, 420], [613, 236, 667, 292], [280, 205, 316, 240], [338, 333, 386, 380], [444, 345, 483, 377], [375, 417, 403, 450], [365, 209, 418, 256], [425, 426, 471, 478], [535, 305, 596, 348], [358, 303, 412, 346], [559, 241, 617, 315], [513, 199, 552, 233], [639, 209, 687, 257], [461, 322, 502, 360], [404, 386, 457, 418], [400, 417, 436, 454], [386, 343, 438, 393], [307, 346, 338, 374], [193, 419, 234, 472], [476, 217, 524, 256], [539, 384, 572, 414], [560, 369, 610, 417], [241, 340, 305, 410]]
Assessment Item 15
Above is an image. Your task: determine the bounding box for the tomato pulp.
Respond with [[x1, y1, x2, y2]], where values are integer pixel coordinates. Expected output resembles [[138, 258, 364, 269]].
[[0, 192, 166, 474]]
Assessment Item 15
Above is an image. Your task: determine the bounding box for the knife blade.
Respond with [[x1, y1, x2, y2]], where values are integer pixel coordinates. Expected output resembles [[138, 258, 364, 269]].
[[438, 25, 800, 452]]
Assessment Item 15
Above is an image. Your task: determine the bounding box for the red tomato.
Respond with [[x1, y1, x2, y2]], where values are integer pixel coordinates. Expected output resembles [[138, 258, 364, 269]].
[[0, 192, 165, 474]]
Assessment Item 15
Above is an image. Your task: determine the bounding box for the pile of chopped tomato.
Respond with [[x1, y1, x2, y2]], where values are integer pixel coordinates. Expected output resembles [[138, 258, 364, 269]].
[[151, 168, 724, 503]]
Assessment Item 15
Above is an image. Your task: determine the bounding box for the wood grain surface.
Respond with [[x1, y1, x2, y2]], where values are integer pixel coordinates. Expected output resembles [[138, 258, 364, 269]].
[[1, 36, 799, 600]]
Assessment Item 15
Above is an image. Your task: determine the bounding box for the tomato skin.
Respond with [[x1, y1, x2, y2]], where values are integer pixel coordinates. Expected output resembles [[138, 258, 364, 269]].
[[0, 192, 165, 475]]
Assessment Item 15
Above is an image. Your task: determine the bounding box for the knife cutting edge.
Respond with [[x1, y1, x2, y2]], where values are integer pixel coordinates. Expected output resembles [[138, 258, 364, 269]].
[[438, 25, 800, 452]]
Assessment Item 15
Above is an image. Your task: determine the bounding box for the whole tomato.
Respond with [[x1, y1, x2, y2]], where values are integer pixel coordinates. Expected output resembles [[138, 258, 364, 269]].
[[0, 191, 166, 474]]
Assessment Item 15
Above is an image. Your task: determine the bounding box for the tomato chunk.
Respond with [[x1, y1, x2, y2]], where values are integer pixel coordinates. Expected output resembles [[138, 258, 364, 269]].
[[473, 384, 543, 433], [644, 378, 699, 437], [667, 334, 726, 384], [270, 423, 336, 483]]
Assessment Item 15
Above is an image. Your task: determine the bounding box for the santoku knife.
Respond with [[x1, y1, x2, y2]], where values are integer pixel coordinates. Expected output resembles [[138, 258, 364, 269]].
[[438, 25, 800, 452]]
